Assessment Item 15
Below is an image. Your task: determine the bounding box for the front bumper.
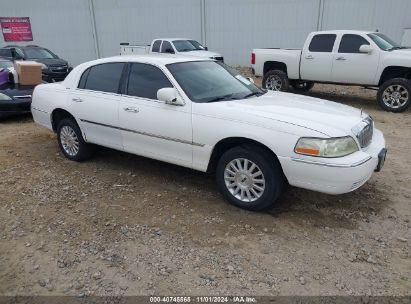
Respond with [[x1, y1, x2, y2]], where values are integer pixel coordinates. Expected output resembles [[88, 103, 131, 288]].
[[42, 70, 70, 82], [278, 129, 386, 195]]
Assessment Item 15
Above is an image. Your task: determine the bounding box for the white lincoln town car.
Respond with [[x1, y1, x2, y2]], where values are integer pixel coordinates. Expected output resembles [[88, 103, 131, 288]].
[[31, 55, 387, 211]]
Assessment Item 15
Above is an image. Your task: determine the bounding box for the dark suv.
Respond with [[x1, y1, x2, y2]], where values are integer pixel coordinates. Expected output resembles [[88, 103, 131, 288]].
[[0, 45, 72, 82]]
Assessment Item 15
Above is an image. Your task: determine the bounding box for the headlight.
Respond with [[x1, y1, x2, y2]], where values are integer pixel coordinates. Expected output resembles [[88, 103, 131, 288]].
[[40, 63, 48, 70], [294, 136, 358, 158], [0, 93, 12, 101]]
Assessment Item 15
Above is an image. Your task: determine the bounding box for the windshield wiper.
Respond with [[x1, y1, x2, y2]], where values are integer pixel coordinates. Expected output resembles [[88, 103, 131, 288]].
[[389, 46, 407, 51], [243, 91, 264, 99], [206, 94, 236, 103]]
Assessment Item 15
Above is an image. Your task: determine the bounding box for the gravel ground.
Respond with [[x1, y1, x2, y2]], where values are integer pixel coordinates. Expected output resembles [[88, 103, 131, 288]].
[[0, 70, 410, 297]]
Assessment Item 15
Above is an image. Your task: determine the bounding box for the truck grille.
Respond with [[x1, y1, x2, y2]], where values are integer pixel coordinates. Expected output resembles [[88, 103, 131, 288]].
[[49, 65, 68, 73], [352, 116, 373, 148]]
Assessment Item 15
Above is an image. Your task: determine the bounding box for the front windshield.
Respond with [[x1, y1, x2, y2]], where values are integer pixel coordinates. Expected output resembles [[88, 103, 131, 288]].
[[24, 48, 57, 59], [0, 60, 13, 69], [367, 33, 402, 51], [167, 61, 263, 103], [173, 40, 204, 52]]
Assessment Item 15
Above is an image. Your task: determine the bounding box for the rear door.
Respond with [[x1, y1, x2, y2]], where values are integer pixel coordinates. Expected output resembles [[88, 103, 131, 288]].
[[332, 34, 379, 85], [70, 62, 125, 149], [300, 34, 337, 82]]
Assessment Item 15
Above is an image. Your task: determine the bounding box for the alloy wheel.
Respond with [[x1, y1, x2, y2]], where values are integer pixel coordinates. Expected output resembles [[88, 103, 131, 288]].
[[224, 158, 266, 203]]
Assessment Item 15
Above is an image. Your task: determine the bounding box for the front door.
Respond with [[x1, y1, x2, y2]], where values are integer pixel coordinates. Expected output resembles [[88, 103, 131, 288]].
[[332, 34, 380, 85], [119, 62, 193, 168]]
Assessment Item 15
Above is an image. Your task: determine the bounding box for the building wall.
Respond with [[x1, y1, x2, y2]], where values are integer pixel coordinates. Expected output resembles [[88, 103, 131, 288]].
[[1, 0, 410, 66], [0, 0, 98, 66]]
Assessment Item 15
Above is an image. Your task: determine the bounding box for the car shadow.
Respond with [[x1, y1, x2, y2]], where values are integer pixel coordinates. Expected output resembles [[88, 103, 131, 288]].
[[91, 145, 389, 231]]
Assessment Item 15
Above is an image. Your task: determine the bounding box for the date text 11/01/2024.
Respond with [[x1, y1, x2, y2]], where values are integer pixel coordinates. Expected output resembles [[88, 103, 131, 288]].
[[149, 296, 257, 303]]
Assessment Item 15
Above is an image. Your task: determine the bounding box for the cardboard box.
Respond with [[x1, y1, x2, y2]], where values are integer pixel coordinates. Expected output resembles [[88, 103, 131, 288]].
[[14, 61, 42, 85]]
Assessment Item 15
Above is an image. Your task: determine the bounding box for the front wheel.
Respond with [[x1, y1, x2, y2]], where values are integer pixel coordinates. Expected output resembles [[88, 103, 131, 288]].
[[291, 80, 314, 92], [262, 70, 290, 92], [216, 145, 284, 211], [377, 78, 411, 112], [57, 118, 94, 161]]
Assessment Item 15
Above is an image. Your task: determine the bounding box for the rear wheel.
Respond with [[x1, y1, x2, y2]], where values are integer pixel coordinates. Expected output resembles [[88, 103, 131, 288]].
[[377, 78, 411, 112], [216, 145, 284, 211], [262, 70, 290, 92], [291, 80, 314, 92], [57, 118, 94, 161]]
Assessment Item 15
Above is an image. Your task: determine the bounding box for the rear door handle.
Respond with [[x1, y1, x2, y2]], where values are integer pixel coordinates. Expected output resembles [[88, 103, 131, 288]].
[[124, 107, 139, 113], [305, 55, 314, 60], [336, 57, 346, 61], [72, 97, 83, 102]]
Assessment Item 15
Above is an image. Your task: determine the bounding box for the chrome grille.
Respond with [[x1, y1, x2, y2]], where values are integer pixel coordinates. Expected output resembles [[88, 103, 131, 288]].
[[49, 65, 68, 73], [352, 116, 373, 148]]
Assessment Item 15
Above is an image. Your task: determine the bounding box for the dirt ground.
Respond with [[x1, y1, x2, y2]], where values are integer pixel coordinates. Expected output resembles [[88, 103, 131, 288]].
[[0, 72, 410, 297]]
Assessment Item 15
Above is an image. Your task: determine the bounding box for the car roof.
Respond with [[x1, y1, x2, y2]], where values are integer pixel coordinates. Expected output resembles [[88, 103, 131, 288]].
[[155, 38, 194, 41], [2, 45, 44, 49], [311, 30, 376, 35], [86, 54, 213, 66]]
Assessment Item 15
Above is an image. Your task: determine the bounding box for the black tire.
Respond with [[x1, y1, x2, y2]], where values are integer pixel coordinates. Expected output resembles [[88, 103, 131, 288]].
[[56, 118, 94, 161], [262, 70, 290, 92], [377, 78, 411, 113], [291, 80, 314, 92], [216, 144, 284, 211]]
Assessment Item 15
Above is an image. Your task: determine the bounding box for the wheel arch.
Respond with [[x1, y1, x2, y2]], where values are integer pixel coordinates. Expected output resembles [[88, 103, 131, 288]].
[[206, 137, 287, 181], [50, 108, 87, 141], [263, 61, 288, 76], [379, 66, 411, 86]]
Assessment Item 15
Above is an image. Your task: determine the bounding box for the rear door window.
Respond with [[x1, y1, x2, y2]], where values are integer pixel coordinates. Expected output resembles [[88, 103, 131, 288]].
[[152, 40, 162, 53], [308, 34, 337, 52], [79, 62, 125, 93], [338, 34, 370, 53]]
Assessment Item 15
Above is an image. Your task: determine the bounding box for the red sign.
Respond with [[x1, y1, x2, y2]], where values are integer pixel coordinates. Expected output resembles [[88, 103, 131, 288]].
[[0, 17, 33, 42]]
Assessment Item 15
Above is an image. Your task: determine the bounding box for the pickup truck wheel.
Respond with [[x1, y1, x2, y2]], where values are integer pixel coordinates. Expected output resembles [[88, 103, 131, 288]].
[[216, 145, 284, 211], [291, 81, 314, 92], [263, 70, 289, 92], [57, 119, 94, 161], [377, 78, 411, 112]]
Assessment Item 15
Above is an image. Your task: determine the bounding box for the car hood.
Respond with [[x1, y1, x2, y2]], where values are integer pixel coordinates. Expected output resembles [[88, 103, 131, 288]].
[[31, 58, 68, 66], [391, 48, 411, 54], [194, 91, 366, 137], [0, 83, 35, 99], [179, 50, 221, 58]]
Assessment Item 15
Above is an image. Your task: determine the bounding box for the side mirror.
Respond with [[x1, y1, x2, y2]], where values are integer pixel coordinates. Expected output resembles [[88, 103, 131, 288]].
[[204, 46, 208, 51], [165, 48, 175, 54], [247, 77, 255, 84], [157, 87, 185, 106], [359, 44, 373, 54]]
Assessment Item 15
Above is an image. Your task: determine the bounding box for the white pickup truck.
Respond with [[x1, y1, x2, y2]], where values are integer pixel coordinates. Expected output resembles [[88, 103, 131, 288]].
[[252, 30, 411, 112], [120, 38, 224, 61]]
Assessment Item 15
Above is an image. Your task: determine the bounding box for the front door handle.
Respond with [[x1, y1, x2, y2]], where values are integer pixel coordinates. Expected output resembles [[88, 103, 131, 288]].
[[305, 55, 314, 60], [124, 107, 139, 113], [336, 57, 346, 61], [72, 97, 83, 102]]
